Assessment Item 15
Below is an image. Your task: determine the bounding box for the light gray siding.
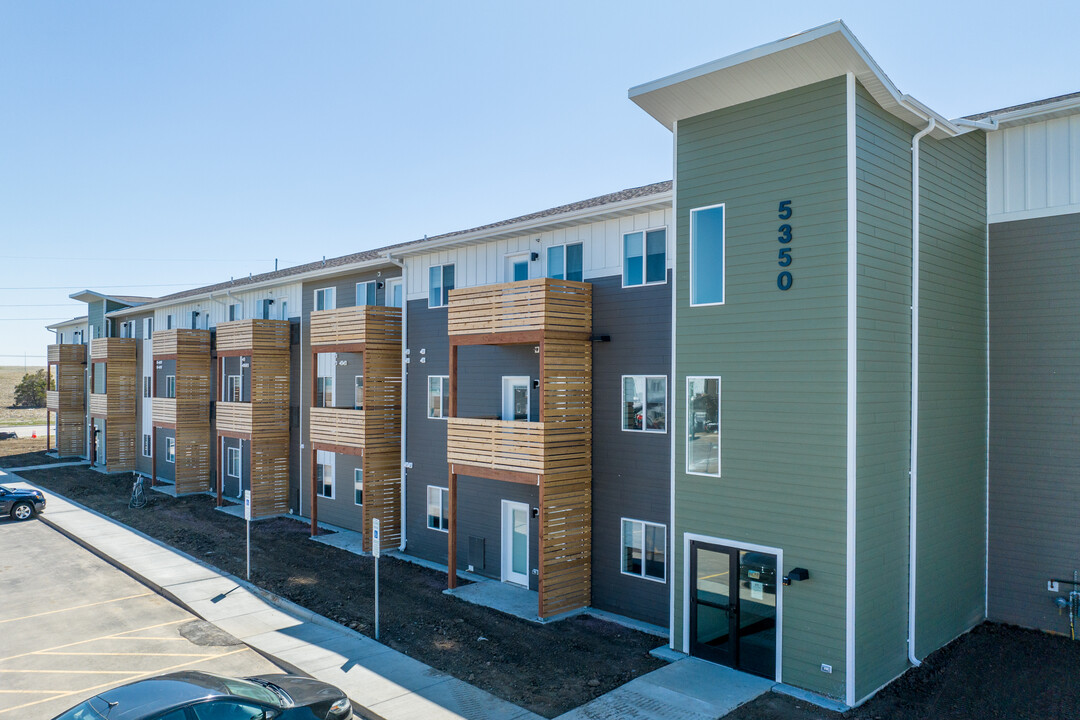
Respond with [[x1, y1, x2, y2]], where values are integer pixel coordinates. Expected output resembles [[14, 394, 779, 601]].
[[988, 211, 1080, 633]]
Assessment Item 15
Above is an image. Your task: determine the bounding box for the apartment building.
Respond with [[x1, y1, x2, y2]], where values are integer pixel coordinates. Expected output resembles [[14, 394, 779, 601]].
[[44, 19, 1080, 709]]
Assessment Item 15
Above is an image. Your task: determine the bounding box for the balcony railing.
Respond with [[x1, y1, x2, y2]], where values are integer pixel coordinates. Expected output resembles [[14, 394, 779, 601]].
[[89, 393, 108, 418], [153, 397, 176, 425], [216, 319, 290, 354], [152, 328, 211, 357], [48, 344, 86, 364], [90, 337, 135, 361], [46, 391, 60, 412], [216, 402, 253, 435], [447, 278, 591, 338], [309, 306, 401, 348], [309, 407, 365, 450], [446, 417, 590, 474]]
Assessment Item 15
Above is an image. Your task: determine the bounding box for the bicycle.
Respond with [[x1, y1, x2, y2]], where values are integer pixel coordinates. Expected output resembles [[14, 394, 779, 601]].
[[129, 474, 147, 509]]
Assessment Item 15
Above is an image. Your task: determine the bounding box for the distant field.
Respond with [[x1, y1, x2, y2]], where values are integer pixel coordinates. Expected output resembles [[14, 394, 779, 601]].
[[0, 366, 49, 427]]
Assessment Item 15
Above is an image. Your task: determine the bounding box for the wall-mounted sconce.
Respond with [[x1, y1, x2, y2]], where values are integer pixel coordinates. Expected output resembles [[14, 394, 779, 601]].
[[532, 379, 540, 390], [531, 507, 539, 518], [420, 348, 426, 355], [783, 568, 810, 586], [530, 252, 539, 261], [377, 281, 385, 289], [420, 357, 426, 363], [534, 346, 540, 354], [590, 334, 611, 343]]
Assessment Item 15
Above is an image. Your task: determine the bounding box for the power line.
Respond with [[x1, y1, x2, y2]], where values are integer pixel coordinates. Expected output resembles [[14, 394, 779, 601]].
[[0, 282, 217, 290], [0, 318, 73, 321], [0, 255, 289, 263]]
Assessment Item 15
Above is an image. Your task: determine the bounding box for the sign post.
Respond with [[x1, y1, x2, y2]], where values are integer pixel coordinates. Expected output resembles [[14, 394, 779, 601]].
[[244, 490, 252, 581], [372, 518, 381, 641]]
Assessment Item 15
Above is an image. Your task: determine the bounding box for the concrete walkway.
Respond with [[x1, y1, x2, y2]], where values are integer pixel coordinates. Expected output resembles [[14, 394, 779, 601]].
[[6, 473, 539, 720], [3, 466, 795, 720]]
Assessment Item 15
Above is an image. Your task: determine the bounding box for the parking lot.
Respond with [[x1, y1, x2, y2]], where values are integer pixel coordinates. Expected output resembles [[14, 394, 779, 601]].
[[0, 518, 283, 719]]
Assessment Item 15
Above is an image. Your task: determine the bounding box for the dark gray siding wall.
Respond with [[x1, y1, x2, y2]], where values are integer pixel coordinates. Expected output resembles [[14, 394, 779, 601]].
[[457, 346, 539, 421], [404, 301, 451, 563], [220, 436, 252, 500], [299, 268, 399, 526], [853, 83, 914, 699], [155, 359, 177, 392], [988, 211, 1080, 633], [156, 427, 176, 482], [456, 475, 540, 590], [221, 356, 250, 402], [590, 273, 671, 627], [913, 130, 987, 655], [315, 452, 363, 531]]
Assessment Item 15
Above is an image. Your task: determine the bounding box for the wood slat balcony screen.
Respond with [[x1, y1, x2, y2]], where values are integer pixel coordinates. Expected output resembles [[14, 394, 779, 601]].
[[363, 451, 402, 551], [447, 279, 591, 337], [215, 319, 290, 354], [309, 306, 402, 349], [216, 402, 252, 435], [309, 407, 365, 451], [48, 344, 86, 365], [250, 432, 290, 518], [55, 421, 84, 457], [174, 423, 211, 494], [90, 338, 138, 471], [152, 398, 176, 426], [88, 394, 108, 418], [90, 337, 136, 362], [539, 468, 592, 617], [446, 418, 590, 474]]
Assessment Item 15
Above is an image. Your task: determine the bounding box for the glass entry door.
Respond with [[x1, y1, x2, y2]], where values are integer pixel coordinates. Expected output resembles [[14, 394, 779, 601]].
[[501, 500, 530, 586], [689, 541, 778, 679]]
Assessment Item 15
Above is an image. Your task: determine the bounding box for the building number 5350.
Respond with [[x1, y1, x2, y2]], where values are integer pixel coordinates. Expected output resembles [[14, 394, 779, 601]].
[[777, 200, 793, 291]]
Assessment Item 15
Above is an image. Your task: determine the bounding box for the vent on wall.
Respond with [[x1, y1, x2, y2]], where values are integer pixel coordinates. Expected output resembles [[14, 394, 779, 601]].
[[468, 536, 485, 571]]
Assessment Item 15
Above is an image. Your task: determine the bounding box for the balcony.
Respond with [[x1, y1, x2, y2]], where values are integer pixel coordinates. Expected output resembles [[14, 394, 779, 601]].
[[48, 344, 86, 365], [90, 337, 135, 362], [216, 318, 290, 354], [216, 402, 252, 435], [447, 278, 591, 340], [309, 407, 365, 451], [152, 328, 211, 358], [309, 305, 402, 349], [152, 397, 177, 425], [88, 393, 108, 418], [446, 418, 590, 476]]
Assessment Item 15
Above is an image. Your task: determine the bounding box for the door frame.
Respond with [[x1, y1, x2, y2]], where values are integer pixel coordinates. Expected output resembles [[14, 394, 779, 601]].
[[683, 533, 783, 683], [501, 499, 530, 586], [501, 376, 530, 421], [505, 252, 530, 283]]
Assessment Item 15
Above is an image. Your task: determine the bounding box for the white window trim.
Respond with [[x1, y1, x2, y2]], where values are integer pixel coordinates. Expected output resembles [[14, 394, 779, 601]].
[[314, 287, 336, 312], [428, 263, 455, 308], [317, 463, 335, 500], [228, 303, 242, 321], [227, 447, 241, 478], [279, 300, 289, 321], [142, 434, 152, 458], [354, 468, 363, 507], [546, 242, 585, 282], [165, 375, 176, 399], [622, 226, 669, 289], [166, 314, 175, 330], [165, 437, 175, 464], [620, 375, 668, 434], [427, 375, 450, 420], [385, 278, 402, 308], [426, 485, 449, 532], [620, 517, 667, 583], [354, 375, 364, 411], [226, 374, 242, 403], [689, 204, 726, 306], [506, 252, 531, 283], [685, 376, 721, 478], [356, 280, 378, 306]]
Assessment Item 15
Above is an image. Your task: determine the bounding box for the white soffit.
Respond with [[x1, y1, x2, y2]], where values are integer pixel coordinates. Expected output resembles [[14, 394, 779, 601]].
[[629, 20, 956, 139]]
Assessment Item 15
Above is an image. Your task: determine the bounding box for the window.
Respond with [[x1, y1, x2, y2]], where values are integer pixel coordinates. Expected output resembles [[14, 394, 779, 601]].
[[427, 376, 449, 419], [686, 376, 720, 476], [106, 318, 113, 337], [623, 228, 666, 287], [58, 332, 64, 344], [165, 375, 176, 398], [315, 450, 334, 498], [190, 311, 200, 329], [547, 243, 583, 282], [93, 363, 107, 393], [227, 447, 240, 478], [165, 437, 175, 463], [259, 299, 273, 320], [143, 376, 151, 398], [279, 300, 288, 320], [226, 375, 241, 403], [386, 279, 402, 308], [690, 205, 725, 305], [354, 468, 363, 506], [166, 314, 174, 330], [621, 519, 666, 582], [622, 375, 667, 432], [190, 701, 267, 720], [354, 375, 363, 410], [142, 434, 151, 458], [119, 321, 133, 338], [73, 330, 83, 344], [427, 486, 449, 531], [228, 303, 242, 321], [428, 264, 455, 307], [314, 287, 336, 312], [143, 317, 153, 339], [507, 253, 530, 282], [356, 281, 378, 306]]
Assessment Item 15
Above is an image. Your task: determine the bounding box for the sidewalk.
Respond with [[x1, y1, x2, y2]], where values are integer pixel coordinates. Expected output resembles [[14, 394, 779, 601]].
[[7, 470, 784, 720]]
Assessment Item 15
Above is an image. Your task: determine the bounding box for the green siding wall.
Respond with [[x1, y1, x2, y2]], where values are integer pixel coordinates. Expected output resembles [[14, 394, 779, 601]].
[[674, 76, 849, 698], [853, 83, 914, 700], [87, 300, 105, 339], [914, 131, 987, 653]]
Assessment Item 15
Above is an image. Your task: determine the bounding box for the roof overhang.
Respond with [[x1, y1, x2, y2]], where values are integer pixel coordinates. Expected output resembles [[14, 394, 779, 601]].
[[68, 290, 147, 307], [629, 20, 959, 139], [46, 316, 88, 331], [980, 95, 1080, 130]]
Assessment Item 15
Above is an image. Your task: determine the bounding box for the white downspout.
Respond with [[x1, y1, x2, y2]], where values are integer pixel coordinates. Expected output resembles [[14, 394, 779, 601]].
[[908, 116, 935, 668], [385, 253, 408, 551]]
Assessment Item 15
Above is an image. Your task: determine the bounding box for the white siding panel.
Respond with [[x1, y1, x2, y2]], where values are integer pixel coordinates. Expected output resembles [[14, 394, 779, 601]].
[[152, 282, 301, 330], [988, 114, 1080, 223]]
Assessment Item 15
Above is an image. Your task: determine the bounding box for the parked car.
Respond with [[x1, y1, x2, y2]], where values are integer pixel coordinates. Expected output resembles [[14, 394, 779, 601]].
[[739, 552, 777, 595], [0, 484, 45, 521], [51, 671, 352, 720]]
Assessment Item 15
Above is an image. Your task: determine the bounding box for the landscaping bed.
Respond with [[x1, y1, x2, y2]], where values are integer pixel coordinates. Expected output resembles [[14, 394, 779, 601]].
[[0, 439, 71, 468], [19, 464, 663, 718]]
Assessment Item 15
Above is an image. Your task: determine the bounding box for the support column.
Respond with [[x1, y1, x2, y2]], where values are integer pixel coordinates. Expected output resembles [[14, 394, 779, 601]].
[[215, 435, 223, 506], [46, 410, 51, 453], [151, 426, 157, 487], [538, 339, 545, 422], [310, 447, 319, 536], [448, 468, 457, 589]]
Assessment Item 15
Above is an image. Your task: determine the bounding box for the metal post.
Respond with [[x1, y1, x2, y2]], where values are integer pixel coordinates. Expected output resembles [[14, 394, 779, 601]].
[[373, 517, 381, 641], [244, 489, 252, 581]]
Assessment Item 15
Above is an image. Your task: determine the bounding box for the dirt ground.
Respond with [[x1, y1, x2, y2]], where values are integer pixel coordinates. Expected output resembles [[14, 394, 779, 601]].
[[0, 365, 47, 426], [0, 437, 73, 468], [727, 622, 1080, 720], [13, 459, 664, 718]]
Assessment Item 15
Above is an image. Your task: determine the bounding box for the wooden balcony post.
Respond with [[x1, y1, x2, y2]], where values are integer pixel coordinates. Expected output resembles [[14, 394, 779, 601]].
[[538, 339, 545, 422], [46, 410, 51, 452], [151, 426, 157, 487], [448, 468, 457, 589], [310, 447, 319, 537]]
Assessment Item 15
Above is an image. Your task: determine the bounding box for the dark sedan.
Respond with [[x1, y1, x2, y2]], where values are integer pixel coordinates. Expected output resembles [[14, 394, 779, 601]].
[[52, 671, 352, 720], [0, 484, 46, 521]]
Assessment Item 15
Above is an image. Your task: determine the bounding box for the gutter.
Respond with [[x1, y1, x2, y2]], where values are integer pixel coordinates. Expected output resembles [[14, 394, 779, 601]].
[[908, 115, 936, 668], [384, 253, 409, 552]]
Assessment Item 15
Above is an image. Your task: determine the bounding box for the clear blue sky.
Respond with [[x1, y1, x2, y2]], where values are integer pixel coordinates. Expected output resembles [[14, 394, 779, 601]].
[[1, 1, 1075, 363]]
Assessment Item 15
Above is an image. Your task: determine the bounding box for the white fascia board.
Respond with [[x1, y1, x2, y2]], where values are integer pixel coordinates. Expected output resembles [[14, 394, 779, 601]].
[[979, 96, 1080, 129], [46, 316, 89, 331], [387, 191, 674, 258], [68, 290, 148, 307]]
